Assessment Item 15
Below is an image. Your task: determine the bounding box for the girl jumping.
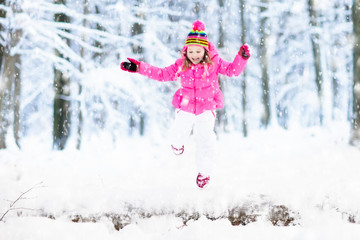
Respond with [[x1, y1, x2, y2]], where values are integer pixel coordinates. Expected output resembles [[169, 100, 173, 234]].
[[121, 20, 250, 188]]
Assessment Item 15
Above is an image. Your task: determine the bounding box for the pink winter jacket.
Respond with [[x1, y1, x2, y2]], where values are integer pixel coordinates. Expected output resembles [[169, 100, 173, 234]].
[[139, 42, 248, 115]]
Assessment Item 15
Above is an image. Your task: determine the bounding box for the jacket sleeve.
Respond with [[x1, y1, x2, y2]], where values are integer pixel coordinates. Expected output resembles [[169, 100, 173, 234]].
[[217, 54, 248, 77], [138, 59, 181, 82]]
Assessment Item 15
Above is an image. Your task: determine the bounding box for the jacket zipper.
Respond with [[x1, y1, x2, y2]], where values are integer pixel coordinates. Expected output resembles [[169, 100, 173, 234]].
[[193, 70, 197, 114]]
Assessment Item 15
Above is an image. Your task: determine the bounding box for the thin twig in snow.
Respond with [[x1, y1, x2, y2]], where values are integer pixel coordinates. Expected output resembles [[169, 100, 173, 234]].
[[0, 182, 45, 222]]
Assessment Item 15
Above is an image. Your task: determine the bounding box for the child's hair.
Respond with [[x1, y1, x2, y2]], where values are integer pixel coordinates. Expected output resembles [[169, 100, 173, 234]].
[[174, 48, 214, 81], [182, 49, 213, 72]]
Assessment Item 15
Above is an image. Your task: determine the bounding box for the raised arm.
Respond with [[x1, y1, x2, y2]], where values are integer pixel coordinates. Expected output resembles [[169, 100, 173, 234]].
[[121, 58, 181, 82], [217, 44, 251, 77], [139, 60, 181, 82]]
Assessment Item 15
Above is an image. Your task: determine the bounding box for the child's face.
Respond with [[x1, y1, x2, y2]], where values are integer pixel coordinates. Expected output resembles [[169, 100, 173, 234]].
[[186, 46, 205, 65]]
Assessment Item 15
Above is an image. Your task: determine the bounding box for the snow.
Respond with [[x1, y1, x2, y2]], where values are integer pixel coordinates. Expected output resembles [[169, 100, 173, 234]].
[[1, 125, 360, 239], [1, 0, 359, 238]]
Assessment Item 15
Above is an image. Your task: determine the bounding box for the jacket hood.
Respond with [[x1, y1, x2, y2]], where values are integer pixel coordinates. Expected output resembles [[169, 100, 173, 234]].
[[207, 41, 219, 60]]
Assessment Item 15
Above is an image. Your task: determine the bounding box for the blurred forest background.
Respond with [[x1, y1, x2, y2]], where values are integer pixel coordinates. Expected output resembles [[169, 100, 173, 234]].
[[0, 0, 360, 150]]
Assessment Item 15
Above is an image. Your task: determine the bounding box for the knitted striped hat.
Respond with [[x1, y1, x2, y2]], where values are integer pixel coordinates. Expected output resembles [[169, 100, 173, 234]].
[[184, 20, 209, 51]]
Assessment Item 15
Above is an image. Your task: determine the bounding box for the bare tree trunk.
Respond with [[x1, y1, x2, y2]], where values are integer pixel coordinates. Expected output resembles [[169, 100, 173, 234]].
[[129, 0, 146, 136], [53, 0, 71, 150], [0, 55, 13, 149], [0, 0, 5, 149], [330, 3, 341, 120], [193, 1, 201, 18], [330, 50, 339, 119], [0, 46, 21, 150], [75, 0, 88, 150], [259, 0, 271, 128], [308, 0, 324, 125], [0, 0, 5, 69], [0, 2, 22, 149], [93, 5, 105, 64], [13, 53, 21, 148], [350, 0, 360, 145], [11, 3, 22, 149], [240, 0, 248, 137], [217, 0, 225, 49], [216, 0, 229, 132], [131, 0, 145, 56]]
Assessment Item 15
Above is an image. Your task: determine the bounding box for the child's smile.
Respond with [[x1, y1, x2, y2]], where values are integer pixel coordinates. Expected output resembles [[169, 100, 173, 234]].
[[187, 45, 205, 65]]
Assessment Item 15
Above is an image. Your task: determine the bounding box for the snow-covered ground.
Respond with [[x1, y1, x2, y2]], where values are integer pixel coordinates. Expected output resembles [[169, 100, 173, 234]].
[[1, 125, 360, 239]]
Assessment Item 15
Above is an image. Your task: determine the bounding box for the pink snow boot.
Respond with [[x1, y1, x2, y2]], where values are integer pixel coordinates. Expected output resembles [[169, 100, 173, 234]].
[[171, 145, 184, 155], [196, 173, 210, 189]]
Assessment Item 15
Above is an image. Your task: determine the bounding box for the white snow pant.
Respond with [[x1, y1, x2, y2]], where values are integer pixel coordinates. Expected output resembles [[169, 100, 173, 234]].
[[169, 110, 216, 176]]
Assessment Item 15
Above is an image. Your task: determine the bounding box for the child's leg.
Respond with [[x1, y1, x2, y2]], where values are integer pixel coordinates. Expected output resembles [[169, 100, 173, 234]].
[[193, 111, 216, 176], [168, 110, 195, 154]]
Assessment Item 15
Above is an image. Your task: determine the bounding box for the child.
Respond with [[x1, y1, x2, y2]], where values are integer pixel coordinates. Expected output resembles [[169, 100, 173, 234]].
[[121, 20, 250, 188]]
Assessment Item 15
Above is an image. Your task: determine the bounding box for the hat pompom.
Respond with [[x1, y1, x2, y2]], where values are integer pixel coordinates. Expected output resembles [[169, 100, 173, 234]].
[[192, 20, 205, 31]]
